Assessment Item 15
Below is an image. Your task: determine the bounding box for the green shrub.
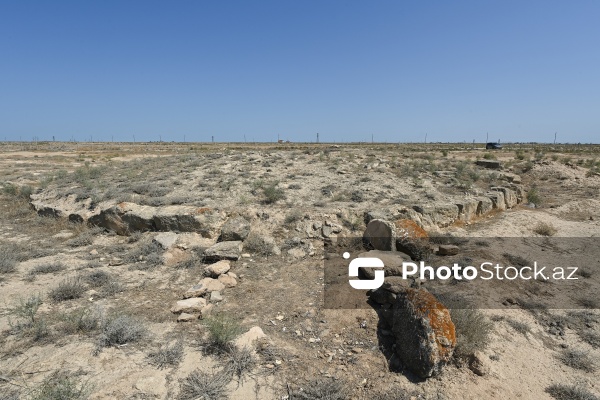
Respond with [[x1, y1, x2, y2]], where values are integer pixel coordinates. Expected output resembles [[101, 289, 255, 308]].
[[203, 313, 242, 352], [178, 370, 230, 400], [557, 349, 596, 372], [98, 314, 147, 348], [148, 340, 185, 369], [534, 222, 557, 236], [59, 307, 101, 334], [546, 383, 599, 400], [527, 187, 542, 207], [262, 182, 285, 204], [29, 262, 65, 276], [29, 371, 92, 400], [49, 279, 86, 302]]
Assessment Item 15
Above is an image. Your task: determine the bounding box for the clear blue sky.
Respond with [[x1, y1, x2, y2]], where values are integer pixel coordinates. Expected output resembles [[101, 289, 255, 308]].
[[1, 1, 599, 143]]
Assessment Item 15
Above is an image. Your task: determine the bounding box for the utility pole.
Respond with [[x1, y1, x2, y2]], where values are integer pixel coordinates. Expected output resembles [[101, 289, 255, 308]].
[[424, 133, 427, 144], [316, 132, 319, 143], [554, 132, 557, 144], [371, 133, 374, 143], [211, 135, 214, 143], [486, 132, 489, 143], [133, 134, 136, 143], [244, 134, 246, 143]]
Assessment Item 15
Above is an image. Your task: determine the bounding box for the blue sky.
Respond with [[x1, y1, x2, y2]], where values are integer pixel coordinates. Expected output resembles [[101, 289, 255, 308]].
[[1, 1, 598, 143]]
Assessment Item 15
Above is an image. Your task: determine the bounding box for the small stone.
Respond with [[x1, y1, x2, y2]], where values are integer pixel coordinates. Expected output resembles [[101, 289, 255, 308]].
[[210, 291, 223, 303], [218, 274, 237, 288], [89, 249, 98, 255], [171, 297, 207, 314], [469, 351, 491, 376], [437, 244, 459, 256], [204, 260, 231, 277], [177, 312, 196, 322]]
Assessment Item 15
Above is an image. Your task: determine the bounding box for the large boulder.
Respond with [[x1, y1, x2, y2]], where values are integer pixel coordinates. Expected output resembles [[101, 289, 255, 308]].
[[218, 216, 251, 242], [490, 187, 517, 208], [203, 241, 242, 262], [394, 219, 431, 261], [363, 219, 395, 251], [392, 289, 456, 378]]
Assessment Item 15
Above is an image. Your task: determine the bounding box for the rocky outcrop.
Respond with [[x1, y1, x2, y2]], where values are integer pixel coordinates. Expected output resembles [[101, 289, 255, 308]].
[[490, 187, 518, 208], [475, 159, 502, 169], [392, 289, 456, 378], [412, 204, 459, 228], [88, 202, 219, 236], [203, 241, 243, 262], [218, 216, 250, 242], [363, 219, 395, 251]]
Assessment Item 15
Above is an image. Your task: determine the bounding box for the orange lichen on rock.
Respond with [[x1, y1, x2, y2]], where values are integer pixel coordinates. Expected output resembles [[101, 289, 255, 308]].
[[394, 219, 428, 239], [392, 288, 456, 378]]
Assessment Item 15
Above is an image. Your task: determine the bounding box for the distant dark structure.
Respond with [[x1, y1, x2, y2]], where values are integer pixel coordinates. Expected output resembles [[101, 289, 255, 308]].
[[486, 142, 503, 150]]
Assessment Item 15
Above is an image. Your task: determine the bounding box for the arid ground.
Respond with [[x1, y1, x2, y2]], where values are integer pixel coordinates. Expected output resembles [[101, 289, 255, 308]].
[[1, 142, 599, 399]]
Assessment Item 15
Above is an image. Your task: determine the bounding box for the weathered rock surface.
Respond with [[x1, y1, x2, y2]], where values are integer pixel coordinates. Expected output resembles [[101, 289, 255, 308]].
[[204, 241, 242, 262], [475, 159, 502, 169], [413, 204, 459, 228], [469, 351, 492, 376], [437, 244, 459, 256], [394, 219, 432, 261], [392, 289, 456, 378], [456, 199, 479, 221], [363, 219, 395, 251], [88, 202, 218, 236], [487, 191, 506, 210], [177, 312, 196, 322], [218, 216, 250, 242], [491, 187, 517, 208], [476, 197, 494, 215], [218, 274, 237, 288], [183, 278, 226, 298]]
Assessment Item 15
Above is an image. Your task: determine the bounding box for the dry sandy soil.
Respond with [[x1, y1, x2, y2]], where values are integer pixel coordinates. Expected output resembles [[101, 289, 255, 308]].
[[1, 141, 599, 399]]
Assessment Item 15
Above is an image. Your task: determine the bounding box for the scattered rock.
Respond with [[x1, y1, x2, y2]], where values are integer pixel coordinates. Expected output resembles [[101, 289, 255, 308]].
[[153, 232, 178, 249], [177, 312, 196, 322], [234, 326, 267, 349], [392, 288, 456, 378], [204, 241, 242, 262], [475, 159, 502, 169], [183, 278, 226, 298], [218, 216, 250, 241], [204, 260, 231, 277], [171, 297, 207, 314], [218, 274, 237, 288], [437, 244, 459, 256], [210, 291, 223, 302], [469, 351, 491, 376], [363, 219, 395, 251]]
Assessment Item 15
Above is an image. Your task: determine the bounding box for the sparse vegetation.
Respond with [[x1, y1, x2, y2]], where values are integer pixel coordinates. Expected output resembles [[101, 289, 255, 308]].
[[148, 340, 185, 369], [96, 314, 147, 351], [49, 278, 86, 302], [579, 331, 600, 349], [441, 296, 493, 358], [0, 244, 18, 273], [534, 222, 558, 236], [289, 378, 349, 400], [203, 313, 242, 352], [178, 370, 230, 400], [224, 346, 256, 383], [557, 348, 596, 372], [546, 383, 599, 400], [527, 187, 542, 206], [507, 319, 531, 335], [29, 262, 66, 276], [29, 371, 92, 400], [59, 307, 101, 335]]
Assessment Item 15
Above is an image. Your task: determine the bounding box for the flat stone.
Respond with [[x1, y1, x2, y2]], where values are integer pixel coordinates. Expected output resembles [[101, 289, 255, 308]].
[[177, 312, 196, 322], [234, 326, 267, 349], [204, 260, 231, 277], [171, 297, 207, 314], [183, 278, 225, 298], [437, 244, 459, 256], [210, 291, 223, 302], [153, 232, 178, 249], [218, 274, 237, 288], [204, 241, 242, 262]]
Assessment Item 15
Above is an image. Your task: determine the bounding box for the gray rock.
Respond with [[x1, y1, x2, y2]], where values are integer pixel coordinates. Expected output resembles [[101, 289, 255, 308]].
[[204, 260, 231, 277], [204, 241, 243, 262], [219, 216, 251, 241], [437, 244, 459, 256], [171, 297, 207, 314], [363, 219, 395, 251], [487, 191, 506, 210], [210, 291, 223, 303], [413, 204, 459, 228], [183, 278, 226, 298], [475, 160, 502, 169], [177, 312, 197, 322], [153, 232, 178, 249], [357, 250, 411, 279]]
